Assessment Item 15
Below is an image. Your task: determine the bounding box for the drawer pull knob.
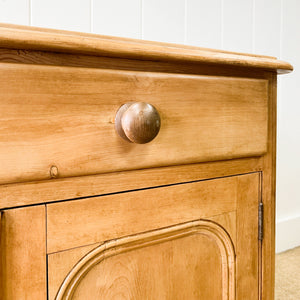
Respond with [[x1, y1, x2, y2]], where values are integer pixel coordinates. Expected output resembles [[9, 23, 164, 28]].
[[115, 102, 161, 144]]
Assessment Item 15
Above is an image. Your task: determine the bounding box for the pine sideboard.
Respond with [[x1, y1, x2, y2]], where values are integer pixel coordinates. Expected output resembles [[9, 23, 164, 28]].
[[0, 24, 292, 299]]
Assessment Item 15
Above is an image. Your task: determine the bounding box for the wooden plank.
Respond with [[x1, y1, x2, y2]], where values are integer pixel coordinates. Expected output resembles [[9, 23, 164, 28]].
[[236, 173, 260, 299], [0, 62, 268, 185], [262, 72, 277, 299], [47, 176, 238, 253], [0, 23, 293, 73], [0, 157, 262, 209], [0, 206, 47, 299]]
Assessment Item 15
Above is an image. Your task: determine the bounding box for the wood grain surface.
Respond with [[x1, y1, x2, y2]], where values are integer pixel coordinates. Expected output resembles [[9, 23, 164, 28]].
[[0, 23, 292, 73], [48, 212, 237, 300], [236, 173, 260, 299], [0, 62, 268, 185], [0, 23, 289, 299], [0, 157, 262, 209], [210, 211, 237, 246], [48, 243, 101, 300], [47, 175, 239, 253], [0, 206, 46, 299], [47, 173, 259, 299], [0, 48, 276, 78], [115, 102, 161, 144], [261, 72, 277, 299], [52, 220, 235, 300]]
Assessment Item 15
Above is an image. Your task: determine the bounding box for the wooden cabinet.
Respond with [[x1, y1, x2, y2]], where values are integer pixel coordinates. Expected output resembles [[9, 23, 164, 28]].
[[47, 174, 259, 300], [0, 24, 292, 299]]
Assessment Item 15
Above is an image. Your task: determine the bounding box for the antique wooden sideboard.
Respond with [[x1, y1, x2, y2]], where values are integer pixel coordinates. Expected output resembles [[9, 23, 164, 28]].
[[0, 24, 292, 299]]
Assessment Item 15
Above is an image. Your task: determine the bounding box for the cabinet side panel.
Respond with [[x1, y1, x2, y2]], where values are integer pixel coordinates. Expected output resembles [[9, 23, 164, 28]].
[[1, 205, 47, 299], [262, 72, 277, 299]]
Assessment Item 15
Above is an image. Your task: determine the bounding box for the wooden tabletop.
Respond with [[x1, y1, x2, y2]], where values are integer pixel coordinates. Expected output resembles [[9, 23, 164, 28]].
[[0, 23, 293, 74]]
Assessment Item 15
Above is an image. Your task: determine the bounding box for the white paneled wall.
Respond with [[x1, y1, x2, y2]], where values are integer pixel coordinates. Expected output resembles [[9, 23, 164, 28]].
[[223, 0, 253, 53], [254, 0, 281, 58], [0, 0, 299, 252], [31, 0, 91, 32], [0, 0, 29, 25], [93, 0, 141, 38], [185, 0, 222, 48], [143, 0, 185, 43], [276, 0, 300, 252]]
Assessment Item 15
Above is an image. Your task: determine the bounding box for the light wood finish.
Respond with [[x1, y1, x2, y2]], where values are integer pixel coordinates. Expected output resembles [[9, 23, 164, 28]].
[[47, 175, 238, 253], [210, 211, 236, 245], [0, 206, 46, 299], [48, 214, 237, 300], [261, 73, 277, 299], [236, 173, 260, 299], [55, 220, 235, 300], [0, 157, 262, 209], [0, 23, 292, 74], [48, 173, 259, 300], [0, 62, 268, 185], [0, 48, 275, 78], [48, 243, 101, 300], [0, 24, 291, 300]]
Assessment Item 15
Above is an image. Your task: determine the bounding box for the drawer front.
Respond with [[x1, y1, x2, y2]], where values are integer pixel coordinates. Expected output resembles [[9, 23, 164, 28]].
[[0, 62, 268, 184], [47, 173, 260, 300]]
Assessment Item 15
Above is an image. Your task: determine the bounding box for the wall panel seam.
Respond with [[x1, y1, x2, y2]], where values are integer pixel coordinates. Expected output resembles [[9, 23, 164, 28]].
[[221, 0, 224, 48], [184, 0, 187, 44], [29, 0, 32, 26], [141, 0, 144, 39], [90, 0, 93, 33], [252, 0, 255, 53]]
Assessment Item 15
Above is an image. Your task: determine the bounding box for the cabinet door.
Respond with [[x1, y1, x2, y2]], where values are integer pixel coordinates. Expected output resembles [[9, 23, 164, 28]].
[[47, 173, 261, 300]]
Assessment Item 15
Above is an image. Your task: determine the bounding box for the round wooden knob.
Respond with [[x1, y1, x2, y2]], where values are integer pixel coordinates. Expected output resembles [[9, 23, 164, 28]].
[[115, 102, 161, 144]]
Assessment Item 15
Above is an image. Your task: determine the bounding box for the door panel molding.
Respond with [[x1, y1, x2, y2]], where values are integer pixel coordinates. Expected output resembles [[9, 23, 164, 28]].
[[56, 219, 235, 299]]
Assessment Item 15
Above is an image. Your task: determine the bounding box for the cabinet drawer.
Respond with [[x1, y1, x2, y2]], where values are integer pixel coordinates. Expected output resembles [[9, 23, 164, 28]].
[[0, 63, 268, 185], [47, 173, 260, 299]]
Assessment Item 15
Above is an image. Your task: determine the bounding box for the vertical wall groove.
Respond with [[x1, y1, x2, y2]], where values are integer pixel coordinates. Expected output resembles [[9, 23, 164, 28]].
[[279, 0, 283, 59], [252, 0, 256, 53], [184, 0, 187, 44], [29, 0, 32, 26], [221, 0, 224, 48], [141, 0, 144, 39], [90, 0, 93, 33]]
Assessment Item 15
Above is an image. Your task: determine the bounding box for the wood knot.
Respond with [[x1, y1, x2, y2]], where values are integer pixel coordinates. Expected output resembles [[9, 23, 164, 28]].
[[50, 165, 59, 178]]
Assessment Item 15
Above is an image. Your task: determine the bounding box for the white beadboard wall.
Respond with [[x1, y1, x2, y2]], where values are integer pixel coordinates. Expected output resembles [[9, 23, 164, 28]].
[[0, 0, 299, 253]]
